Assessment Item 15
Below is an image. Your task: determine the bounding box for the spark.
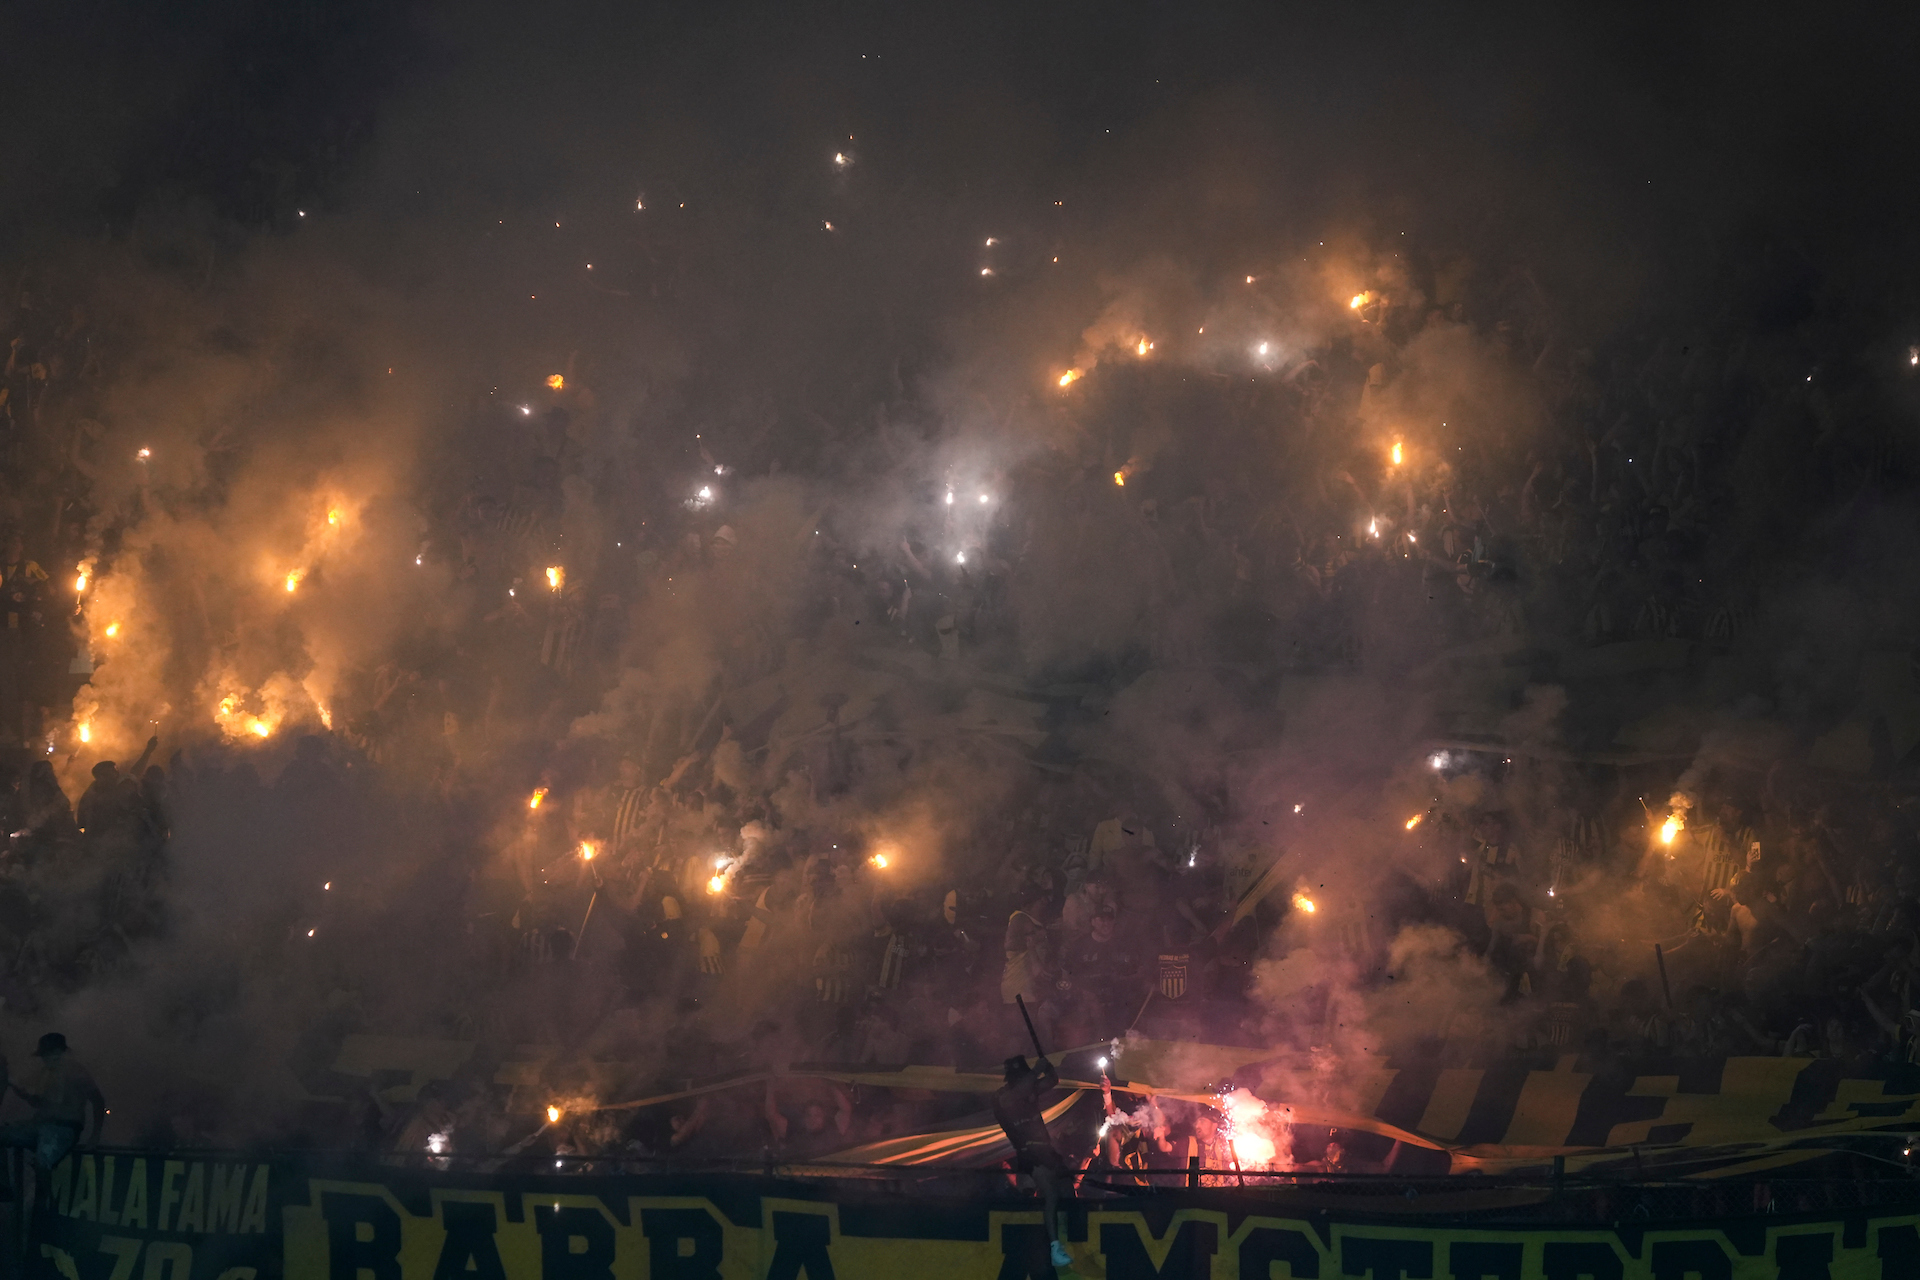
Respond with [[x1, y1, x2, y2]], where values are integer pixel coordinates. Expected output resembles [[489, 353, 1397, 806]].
[[1405, 814, 1423, 830], [103, 622, 119, 638], [1911, 347, 1919, 367], [547, 374, 566, 390], [980, 267, 992, 276], [1390, 441, 1403, 466], [547, 1105, 563, 1123], [529, 788, 547, 811], [1292, 893, 1316, 914], [985, 237, 998, 246], [324, 882, 331, 890], [1245, 275, 1255, 284], [519, 405, 532, 416], [833, 152, 849, 167], [546, 565, 565, 591], [1057, 369, 1082, 388], [1293, 803, 1303, 814], [1407, 532, 1417, 543], [415, 555, 423, 566], [307, 929, 315, 938], [824, 221, 835, 231]]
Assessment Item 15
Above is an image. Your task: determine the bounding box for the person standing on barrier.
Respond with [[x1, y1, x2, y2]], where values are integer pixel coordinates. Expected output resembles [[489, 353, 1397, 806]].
[[992, 1055, 1071, 1270], [2, 1033, 105, 1172]]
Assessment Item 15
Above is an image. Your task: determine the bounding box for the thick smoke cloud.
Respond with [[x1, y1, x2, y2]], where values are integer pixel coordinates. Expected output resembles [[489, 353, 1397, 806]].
[[0, 0, 1916, 1151]]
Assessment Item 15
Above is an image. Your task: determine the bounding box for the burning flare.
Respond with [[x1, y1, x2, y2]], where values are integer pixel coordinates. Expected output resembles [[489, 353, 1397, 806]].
[[1405, 813, 1423, 830], [1057, 369, 1082, 388], [528, 787, 548, 811], [103, 622, 119, 638], [579, 841, 597, 861], [546, 1105, 562, 1123], [74, 566, 88, 594], [546, 374, 566, 390], [285, 570, 304, 593], [1135, 338, 1152, 357], [869, 852, 889, 869], [707, 873, 728, 894], [1390, 441, 1404, 466], [1659, 813, 1684, 844], [1292, 893, 1317, 914], [77, 723, 91, 744], [546, 565, 565, 592]]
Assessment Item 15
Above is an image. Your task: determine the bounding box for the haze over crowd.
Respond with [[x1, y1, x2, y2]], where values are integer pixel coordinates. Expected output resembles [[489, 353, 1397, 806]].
[[0, 1, 1916, 1162]]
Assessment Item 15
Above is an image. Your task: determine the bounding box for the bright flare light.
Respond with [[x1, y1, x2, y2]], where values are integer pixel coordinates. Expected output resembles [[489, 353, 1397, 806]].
[[580, 841, 598, 861], [1113, 471, 1126, 487], [707, 874, 727, 894], [1390, 442, 1404, 466], [1349, 293, 1368, 309], [1659, 814, 1684, 844], [529, 788, 547, 811], [547, 1105, 562, 1123], [285, 570, 303, 593], [546, 565, 564, 591], [77, 723, 91, 744], [104, 623, 119, 638], [1405, 814, 1423, 830], [870, 852, 889, 869], [326, 508, 341, 525], [1058, 369, 1082, 388], [547, 374, 566, 390], [137, 447, 151, 459], [1292, 893, 1316, 914], [1135, 338, 1151, 356], [248, 719, 271, 739], [74, 568, 88, 593]]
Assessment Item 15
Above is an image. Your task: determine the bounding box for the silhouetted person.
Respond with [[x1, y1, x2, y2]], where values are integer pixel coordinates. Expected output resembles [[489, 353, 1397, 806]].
[[992, 1055, 1071, 1269], [2, 1032, 104, 1174]]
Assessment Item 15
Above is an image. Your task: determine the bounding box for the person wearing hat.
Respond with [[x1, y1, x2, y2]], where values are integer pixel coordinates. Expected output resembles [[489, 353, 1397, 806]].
[[1, 1032, 105, 1172]]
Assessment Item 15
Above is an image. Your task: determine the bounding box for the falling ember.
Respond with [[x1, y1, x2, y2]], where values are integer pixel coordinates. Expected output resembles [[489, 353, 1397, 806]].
[[1057, 369, 1082, 388], [1292, 893, 1317, 914], [529, 788, 547, 811], [546, 565, 565, 591], [1390, 441, 1404, 466], [546, 374, 566, 389], [546, 1105, 562, 1123], [1405, 813, 1424, 830], [1659, 814, 1684, 844]]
